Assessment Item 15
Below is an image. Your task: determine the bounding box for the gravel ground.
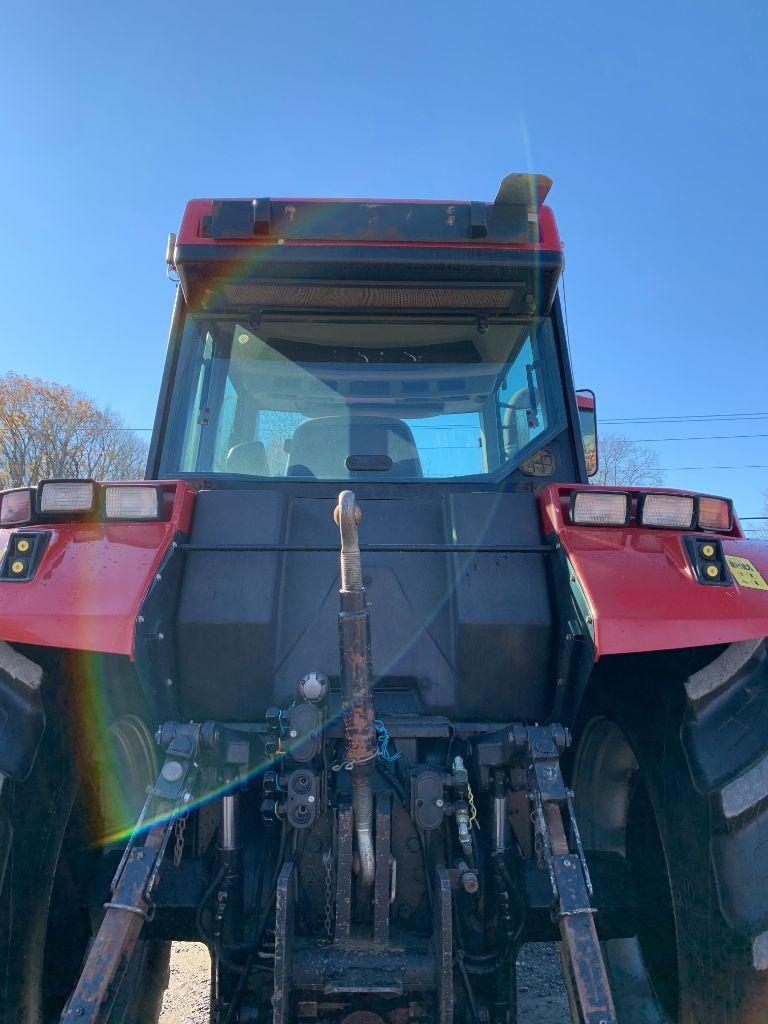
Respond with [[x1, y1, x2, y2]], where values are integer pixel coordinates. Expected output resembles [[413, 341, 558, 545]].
[[159, 941, 569, 1023], [159, 943, 210, 1024], [516, 943, 571, 1023]]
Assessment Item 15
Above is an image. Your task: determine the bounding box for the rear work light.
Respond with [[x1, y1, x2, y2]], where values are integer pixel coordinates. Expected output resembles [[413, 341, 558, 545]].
[[104, 486, 159, 520], [639, 493, 695, 529], [571, 491, 629, 526], [0, 489, 33, 526], [38, 480, 95, 514], [698, 496, 733, 532]]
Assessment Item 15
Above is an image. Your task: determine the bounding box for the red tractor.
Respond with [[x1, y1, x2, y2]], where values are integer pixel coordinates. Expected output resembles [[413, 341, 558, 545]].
[[1, 174, 767, 1024]]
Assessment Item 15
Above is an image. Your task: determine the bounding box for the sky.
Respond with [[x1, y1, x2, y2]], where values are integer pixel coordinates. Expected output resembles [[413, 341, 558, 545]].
[[1, 0, 766, 527]]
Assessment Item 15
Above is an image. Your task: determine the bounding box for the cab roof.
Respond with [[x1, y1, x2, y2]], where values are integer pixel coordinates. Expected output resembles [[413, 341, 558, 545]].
[[175, 173, 561, 251]]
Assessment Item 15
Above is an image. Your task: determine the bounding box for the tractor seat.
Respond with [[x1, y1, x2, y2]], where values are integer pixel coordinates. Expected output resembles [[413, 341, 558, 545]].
[[226, 440, 269, 476], [286, 415, 423, 478]]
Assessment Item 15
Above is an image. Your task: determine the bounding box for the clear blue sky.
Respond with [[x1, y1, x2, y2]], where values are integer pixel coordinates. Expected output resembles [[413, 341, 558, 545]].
[[2, 0, 766, 524]]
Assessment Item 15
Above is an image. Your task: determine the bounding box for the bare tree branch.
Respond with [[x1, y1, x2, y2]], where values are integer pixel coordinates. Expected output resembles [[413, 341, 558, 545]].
[[593, 432, 663, 488]]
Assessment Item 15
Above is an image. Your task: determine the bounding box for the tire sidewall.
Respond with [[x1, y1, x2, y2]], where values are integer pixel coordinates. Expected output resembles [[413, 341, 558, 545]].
[[0, 700, 169, 1024], [573, 675, 766, 1024]]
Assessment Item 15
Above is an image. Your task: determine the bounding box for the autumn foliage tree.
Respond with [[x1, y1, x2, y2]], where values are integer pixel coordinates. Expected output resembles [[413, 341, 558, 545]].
[[0, 372, 148, 488]]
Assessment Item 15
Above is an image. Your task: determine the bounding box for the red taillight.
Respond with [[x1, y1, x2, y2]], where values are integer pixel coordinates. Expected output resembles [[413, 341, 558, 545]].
[[698, 496, 732, 532], [0, 489, 33, 526]]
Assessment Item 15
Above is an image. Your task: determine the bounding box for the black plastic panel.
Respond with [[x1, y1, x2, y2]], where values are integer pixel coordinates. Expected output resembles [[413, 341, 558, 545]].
[[201, 199, 530, 244], [174, 489, 554, 722]]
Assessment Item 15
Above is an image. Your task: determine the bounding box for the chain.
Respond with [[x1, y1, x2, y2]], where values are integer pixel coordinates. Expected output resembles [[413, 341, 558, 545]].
[[467, 782, 479, 830], [322, 850, 334, 941], [173, 810, 188, 868]]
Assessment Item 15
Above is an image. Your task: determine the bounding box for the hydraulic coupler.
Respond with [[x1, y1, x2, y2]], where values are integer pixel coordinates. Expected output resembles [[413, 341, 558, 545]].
[[334, 490, 378, 889]]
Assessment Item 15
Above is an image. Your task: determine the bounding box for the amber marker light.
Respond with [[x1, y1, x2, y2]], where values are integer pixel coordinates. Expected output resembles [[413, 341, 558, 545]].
[[698, 496, 732, 532]]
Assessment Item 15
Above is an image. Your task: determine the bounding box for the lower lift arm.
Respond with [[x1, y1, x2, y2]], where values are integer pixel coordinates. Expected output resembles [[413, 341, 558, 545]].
[[526, 727, 617, 1024], [61, 723, 214, 1023]]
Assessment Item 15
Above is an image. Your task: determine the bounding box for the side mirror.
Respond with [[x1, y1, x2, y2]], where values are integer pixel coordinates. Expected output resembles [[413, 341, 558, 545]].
[[575, 390, 598, 477]]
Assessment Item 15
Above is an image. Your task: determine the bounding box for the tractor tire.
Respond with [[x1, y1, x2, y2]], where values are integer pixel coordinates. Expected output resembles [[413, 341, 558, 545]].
[[572, 639, 768, 1023], [0, 681, 170, 1023]]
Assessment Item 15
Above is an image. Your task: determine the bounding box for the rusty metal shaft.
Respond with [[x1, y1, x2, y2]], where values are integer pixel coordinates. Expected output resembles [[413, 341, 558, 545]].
[[335, 490, 377, 889], [60, 822, 169, 1022]]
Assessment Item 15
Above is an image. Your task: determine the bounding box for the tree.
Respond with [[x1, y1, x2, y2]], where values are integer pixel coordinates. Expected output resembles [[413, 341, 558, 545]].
[[0, 371, 148, 488], [593, 432, 663, 487]]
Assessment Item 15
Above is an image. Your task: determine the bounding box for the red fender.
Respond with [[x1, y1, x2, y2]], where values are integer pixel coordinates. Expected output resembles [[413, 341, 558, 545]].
[[0, 482, 196, 656], [539, 484, 768, 657]]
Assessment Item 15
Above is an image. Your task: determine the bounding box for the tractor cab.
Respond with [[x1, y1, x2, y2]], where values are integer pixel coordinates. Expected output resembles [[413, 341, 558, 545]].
[[150, 176, 585, 490]]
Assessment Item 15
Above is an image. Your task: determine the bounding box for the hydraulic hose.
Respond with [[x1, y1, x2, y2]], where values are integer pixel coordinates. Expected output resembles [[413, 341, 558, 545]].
[[335, 490, 377, 890]]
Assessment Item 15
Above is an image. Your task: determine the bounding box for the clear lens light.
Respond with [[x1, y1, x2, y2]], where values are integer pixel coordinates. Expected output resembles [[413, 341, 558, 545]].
[[641, 493, 695, 529], [698, 496, 731, 531], [0, 490, 32, 525], [105, 486, 159, 519], [40, 481, 94, 513], [572, 491, 628, 525]]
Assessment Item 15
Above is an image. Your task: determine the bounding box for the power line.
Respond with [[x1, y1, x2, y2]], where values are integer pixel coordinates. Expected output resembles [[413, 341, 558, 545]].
[[633, 433, 768, 442], [604, 413, 768, 424], [659, 465, 768, 471]]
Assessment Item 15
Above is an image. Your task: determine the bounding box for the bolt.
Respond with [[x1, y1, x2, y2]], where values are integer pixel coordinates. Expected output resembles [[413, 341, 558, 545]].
[[308, 795, 315, 803], [135, 850, 144, 861], [161, 761, 184, 782], [289, 729, 298, 739], [435, 798, 444, 808], [156, 573, 162, 581], [460, 870, 479, 894], [182, 791, 192, 803], [137, 615, 144, 624], [563, 858, 572, 868]]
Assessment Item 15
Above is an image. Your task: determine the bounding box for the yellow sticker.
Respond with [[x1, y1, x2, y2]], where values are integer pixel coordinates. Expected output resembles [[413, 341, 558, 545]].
[[725, 555, 768, 591]]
